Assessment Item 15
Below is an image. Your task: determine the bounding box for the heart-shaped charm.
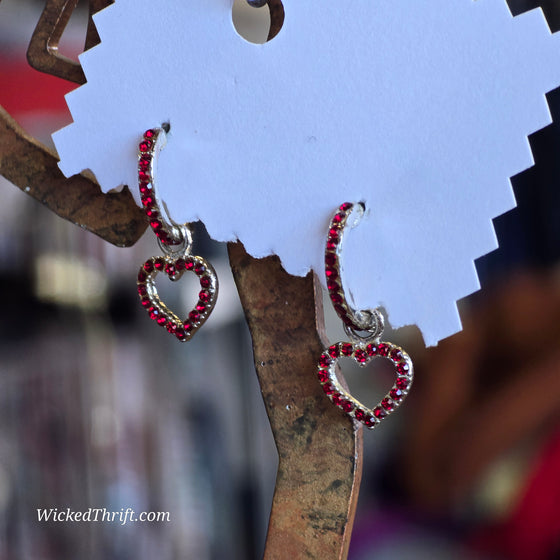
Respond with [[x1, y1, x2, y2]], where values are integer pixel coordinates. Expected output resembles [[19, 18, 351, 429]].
[[137, 254, 218, 342], [317, 340, 413, 429]]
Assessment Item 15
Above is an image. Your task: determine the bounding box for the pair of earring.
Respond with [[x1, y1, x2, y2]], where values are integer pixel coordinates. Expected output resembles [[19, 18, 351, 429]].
[[135, 127, 412, 428]]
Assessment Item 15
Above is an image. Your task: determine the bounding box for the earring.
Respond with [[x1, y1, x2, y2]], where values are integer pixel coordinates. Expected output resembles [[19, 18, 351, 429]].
[[317, 202, 413, 428], [136, 127, 218, 342]]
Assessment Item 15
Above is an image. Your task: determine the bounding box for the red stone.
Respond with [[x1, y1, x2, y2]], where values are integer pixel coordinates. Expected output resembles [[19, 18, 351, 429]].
[[390, 388, 403, 401], [341, 400, 355, 413], [325, 267, 338, 279], [330, 292, 343, 305], [189, 310, 200, 323], [175, 258, 185, 271], [396, 377, 409, 390], [341, 343, 353, 356], [165, 263, 176, 276], [328, 227, 339, 239], [318, 354, 331, 368], [332, 213, 345, 225], [363, 415, 376, 428], [184, 259, 194, 271], [157, 316, 167, 326], [317, 370, 329, 383], [322, 383, 335, 396], [354, 409, 365, 421], [138, 284, 148, 296], [327, 280, 339, 292], [183, 322, 193, 332], [138, 156, 150, 170], [328, 345, 340, 359], [199, 291, 211, 303], [200, 276, 211, 289], [390, 348, 403, 362], [377, 343, 389, 357], [325, 253, 337, 266], [366, 343, 378, 356], [144, 129, 155, 139], [332, 393, 343, 406], [145, 207, 158, 219], [150, 219, 162, 231], [156, 231, 170, 244], [373, 407, 386, 419], [196, 303, 207, 312], [149, 308, 160, 321], [141, 298, 151, 308], [138, 270, 147, 282], [154, 258, 165, 271], [175, 328, 187, 341], [354, 348, 367, 364], [138, 170, 150, 182], [139, 183, 152, 195], [194, 263, 206, 276], [396, 362, 410, 375], [142, 195, 154, 207], [339, 202, 352, 212], [326, 240, 338, 251], [139, 140, 152, 152], [381, 398, 394, 411], [166, 321, 177, 334]]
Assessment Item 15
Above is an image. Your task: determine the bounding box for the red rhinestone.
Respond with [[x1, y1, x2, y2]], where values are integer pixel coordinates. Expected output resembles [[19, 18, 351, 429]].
[[196, 303, 206, 312], [184, 259, 194, 270], [138, 170, 150, 182], [145, 207, 158, 219], [330, 293, 343, 305], [149, 308, 160, 320], [175, 328, 187, 341], [138, 284, 148, 296], [200, 276, 211, 289], [363, 415, 376, 428], [354, 348, 367, 363], [165, 263, 176, 276], [175, 258, 185, 271], [319, 354, 331, 368], [194, 263, 206, 276], [322, 383, 335, 396], [326, 240, 337, 250], [157, 231, 170, 244], [328, 345, 340, 359], [373, 407, 386, 419], [390, 388, 403, 401], [327, 280, 339, 292], [377, 343, 389, 357], [138, 270, 147, 282], [332, 393, 343, 406], [189, 310, 200, 322], [150, 219, 162, 231], [166, 321, 177, 334], [325, 253, 336, 266], [183, 322, 193, 332], [341, 400, 355, 413], [354, 409, 365, 421], [366, 343, 377, 356], [157, 316, 167, 326], [139, 156, 150, 170], [341, 343, 353, 356], [381, 398, 394, 411], [390, 348, 403, 362], [154, 258, 165, 271], [144, 129, 155, 139], [332, 213, 345, 225], [328, 228, 339, 239], [339, 202, 352, 212], [325, 267, 338, 279], [139, 182, 152, 195], [397, 362, 410, 375], [396, 377, 409, 390], [139, 140, 152, 152], [317, 370, 329, 383], [199, 291, 211, 303], [142, 195, 154, 207], [141, 298, 151, 308]]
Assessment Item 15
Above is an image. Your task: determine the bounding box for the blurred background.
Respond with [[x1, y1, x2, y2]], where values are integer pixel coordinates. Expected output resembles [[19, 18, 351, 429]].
[[2, 0, 560, 558]]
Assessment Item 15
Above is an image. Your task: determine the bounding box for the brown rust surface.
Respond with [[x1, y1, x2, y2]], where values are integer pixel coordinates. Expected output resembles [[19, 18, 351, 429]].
[[0, 106, 145, 247], [229, 243, 363, 560]]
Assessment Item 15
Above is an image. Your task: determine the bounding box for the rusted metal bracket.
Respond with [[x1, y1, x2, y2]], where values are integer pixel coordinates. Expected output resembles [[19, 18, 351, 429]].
[[1, 0, 362, 557]]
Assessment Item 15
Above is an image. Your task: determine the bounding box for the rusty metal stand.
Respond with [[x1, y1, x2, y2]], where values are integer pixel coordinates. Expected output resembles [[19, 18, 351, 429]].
[[0, 1, 363, 557]]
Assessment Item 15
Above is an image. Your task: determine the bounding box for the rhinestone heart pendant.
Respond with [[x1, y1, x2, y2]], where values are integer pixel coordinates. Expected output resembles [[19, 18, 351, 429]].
[[137, 254, 218, 342], [317, 340, 413, 429]]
